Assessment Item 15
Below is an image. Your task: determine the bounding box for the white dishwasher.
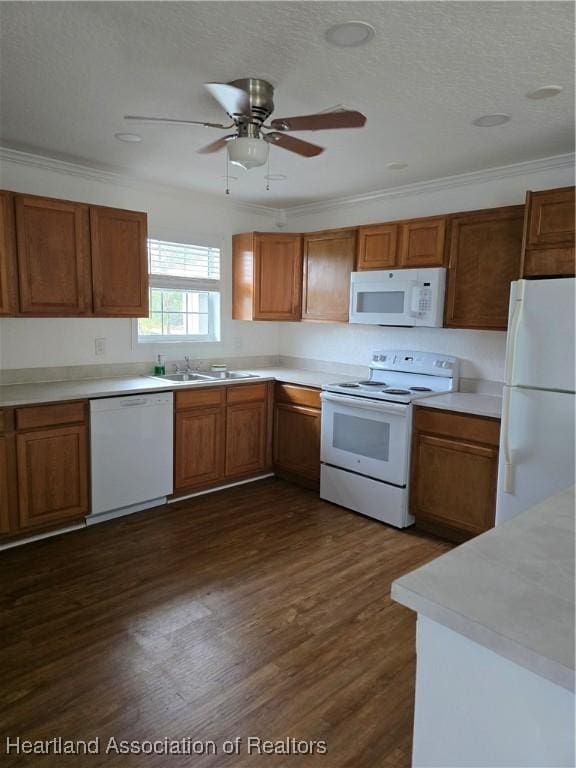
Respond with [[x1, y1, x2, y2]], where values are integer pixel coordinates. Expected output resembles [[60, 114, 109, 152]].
[[89, 392, 173, 522]]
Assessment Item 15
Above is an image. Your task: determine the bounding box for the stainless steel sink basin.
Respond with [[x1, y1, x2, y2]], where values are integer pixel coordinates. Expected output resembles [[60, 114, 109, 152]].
[[206, 371, 258, 380], [148, 372, 216, 383]]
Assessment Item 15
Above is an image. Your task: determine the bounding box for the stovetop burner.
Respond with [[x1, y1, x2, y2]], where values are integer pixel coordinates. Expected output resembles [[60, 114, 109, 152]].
[[339, 382, 361, 388], [410, 386, 432, 392], [358, 380, 383, 386], [383, 389, 410, 395]]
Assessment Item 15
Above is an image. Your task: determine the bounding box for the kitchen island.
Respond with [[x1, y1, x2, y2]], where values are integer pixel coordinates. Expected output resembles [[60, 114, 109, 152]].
[[392, 486, 575, 767]]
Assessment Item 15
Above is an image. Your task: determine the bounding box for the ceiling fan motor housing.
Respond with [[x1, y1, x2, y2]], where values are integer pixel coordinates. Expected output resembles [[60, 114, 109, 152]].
[[229, 78, 274, 123]]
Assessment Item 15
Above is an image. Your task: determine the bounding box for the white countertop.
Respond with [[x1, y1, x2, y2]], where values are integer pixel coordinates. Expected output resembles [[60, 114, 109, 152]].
[[417, 392, 502, 419], [0, 367, 356, 408], [392, 487, 575, 691]]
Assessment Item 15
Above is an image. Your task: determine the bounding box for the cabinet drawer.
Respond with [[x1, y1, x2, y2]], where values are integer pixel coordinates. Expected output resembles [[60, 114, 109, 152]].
[[226, 382, 268, 404], [16, 401, 86, 431], [413, 406, 500, 446], [275, 383, 321, 409], [175, 387, 225, 411]]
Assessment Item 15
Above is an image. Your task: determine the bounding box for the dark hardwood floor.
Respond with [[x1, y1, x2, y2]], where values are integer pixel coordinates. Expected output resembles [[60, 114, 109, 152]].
[[0, 479, 449, 767]]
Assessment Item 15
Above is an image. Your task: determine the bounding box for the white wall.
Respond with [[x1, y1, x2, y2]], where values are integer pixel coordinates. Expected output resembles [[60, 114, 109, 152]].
[[0, 153, 280, 371], [279, 159, 575, 381]]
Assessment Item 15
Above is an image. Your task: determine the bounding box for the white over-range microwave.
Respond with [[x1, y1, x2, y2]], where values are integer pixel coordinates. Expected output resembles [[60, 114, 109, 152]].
[[349, 267, 446, 327]]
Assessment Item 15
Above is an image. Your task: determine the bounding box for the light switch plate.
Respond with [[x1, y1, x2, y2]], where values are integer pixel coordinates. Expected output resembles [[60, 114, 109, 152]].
[[95, 337, 106, 356]]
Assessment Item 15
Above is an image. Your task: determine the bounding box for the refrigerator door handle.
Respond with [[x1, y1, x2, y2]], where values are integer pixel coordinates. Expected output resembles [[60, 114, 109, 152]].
[[504, 291, 524, 386], [501, 385, 514, 494]]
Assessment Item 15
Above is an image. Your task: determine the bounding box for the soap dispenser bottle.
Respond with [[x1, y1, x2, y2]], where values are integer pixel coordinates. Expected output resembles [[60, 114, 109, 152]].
[[154, 354, 166, 376]]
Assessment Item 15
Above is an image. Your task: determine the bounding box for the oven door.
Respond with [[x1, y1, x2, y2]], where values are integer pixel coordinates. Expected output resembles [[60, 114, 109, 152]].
[[320, 392, 410, 485], [349, 278, 416, 326]]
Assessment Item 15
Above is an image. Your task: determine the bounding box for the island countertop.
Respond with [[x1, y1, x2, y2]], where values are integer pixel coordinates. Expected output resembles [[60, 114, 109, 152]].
[[392, 487, 575, 691]]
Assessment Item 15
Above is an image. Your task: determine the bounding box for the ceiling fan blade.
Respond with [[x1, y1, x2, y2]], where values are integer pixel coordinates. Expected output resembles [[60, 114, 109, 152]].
[[204, 82, 250, 118], [124, 115, 231, 129], [264, 132, 324, 157], [270, 110, 366, 132], [196, 135, 236, 154]]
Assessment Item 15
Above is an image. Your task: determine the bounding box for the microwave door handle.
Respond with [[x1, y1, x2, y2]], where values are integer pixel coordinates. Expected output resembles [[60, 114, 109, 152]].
[[320, 391, 409, 416]]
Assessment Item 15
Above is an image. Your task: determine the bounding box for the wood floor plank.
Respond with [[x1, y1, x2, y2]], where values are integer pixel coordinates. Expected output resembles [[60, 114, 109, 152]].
[[0, 478, 449, 767]]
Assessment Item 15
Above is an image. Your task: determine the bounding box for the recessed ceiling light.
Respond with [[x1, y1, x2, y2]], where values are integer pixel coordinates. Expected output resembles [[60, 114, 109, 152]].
[[526, 85, 563, 100], [472, 114, 511, 128], [114, 132, 142, 143], [386, 162, 408, 170], [264, 174, 288, 181], [325, 21, 375, 47]]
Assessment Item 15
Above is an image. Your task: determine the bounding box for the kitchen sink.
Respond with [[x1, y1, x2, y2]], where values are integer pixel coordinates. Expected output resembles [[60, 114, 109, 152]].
[[147, 371, 258, 384], [148, 372, 216, 382], [207, 371, 258, 380]]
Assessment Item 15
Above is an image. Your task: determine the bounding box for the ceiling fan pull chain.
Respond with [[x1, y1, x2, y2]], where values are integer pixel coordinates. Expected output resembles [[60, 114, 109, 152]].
[[225, 152, 230, 195], [266, 150, 270, 192]]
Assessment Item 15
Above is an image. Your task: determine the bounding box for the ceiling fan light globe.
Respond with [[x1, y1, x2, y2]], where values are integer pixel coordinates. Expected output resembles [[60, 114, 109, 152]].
[[227, 137, 269, 170]]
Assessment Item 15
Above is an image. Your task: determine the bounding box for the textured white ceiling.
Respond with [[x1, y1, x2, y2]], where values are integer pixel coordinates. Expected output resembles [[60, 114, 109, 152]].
[[0, 1, 574, 207]]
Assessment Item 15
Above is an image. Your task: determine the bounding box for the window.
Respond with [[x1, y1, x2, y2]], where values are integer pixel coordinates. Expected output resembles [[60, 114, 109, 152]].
[[137, 238, 221, 343]]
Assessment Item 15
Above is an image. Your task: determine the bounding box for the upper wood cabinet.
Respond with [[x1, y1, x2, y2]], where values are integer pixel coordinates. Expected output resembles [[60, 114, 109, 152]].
[[411, 406, 500, 542], [0, 192, 18, 316], [0, 190, 148, 318], [357, 216, 446, 270], [444, 205, 524, 330], [357, 224, 398, 270], [232, 232, 302, 321], [399, 217, 446, 267], [521, 187, 575, 278], [302, 229, 357, 322], [15, 195, 92, 316], [90, 207, 148, 316]]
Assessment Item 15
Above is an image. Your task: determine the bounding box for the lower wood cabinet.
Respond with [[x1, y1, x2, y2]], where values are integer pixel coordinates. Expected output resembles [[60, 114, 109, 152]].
[[0, 422, 15, 534], [2, 404, 90, 538], [174, 388, 226, 492], [273, 383, 321, 488], [173, 383, 271, 495], [410, 406, 500, 542]]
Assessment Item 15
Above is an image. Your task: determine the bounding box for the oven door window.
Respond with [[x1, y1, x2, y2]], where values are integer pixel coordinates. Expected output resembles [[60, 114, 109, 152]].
[[356, 290, 405, 315], [333, 412, 390, 461]]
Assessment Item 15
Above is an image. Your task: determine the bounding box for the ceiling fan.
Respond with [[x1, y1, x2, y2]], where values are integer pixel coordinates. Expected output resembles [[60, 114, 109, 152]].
[[125, 78, 367, 170]]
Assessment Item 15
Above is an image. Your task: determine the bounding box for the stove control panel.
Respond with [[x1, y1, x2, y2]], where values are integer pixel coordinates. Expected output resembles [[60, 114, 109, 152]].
[[369, 349, 459, 381]]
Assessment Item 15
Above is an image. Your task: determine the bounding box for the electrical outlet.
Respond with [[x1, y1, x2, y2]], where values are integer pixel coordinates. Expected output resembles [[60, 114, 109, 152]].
[[95, 337, 106, 356]]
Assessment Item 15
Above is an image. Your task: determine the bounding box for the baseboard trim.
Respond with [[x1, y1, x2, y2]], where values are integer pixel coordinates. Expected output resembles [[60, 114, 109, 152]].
[[0, 522, 86, 551], [169, 474, 274, 503]]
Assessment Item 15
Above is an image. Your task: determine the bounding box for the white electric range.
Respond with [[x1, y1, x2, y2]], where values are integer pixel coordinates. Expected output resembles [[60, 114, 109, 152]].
[[320, 350, 459, 527]]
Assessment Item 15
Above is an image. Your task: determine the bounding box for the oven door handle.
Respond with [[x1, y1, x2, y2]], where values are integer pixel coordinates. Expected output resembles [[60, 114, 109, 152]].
[[320, 391, 409, 417]]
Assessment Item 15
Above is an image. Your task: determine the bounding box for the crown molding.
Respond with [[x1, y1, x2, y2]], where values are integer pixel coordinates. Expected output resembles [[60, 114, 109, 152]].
[[0, 146, 280, 217], [284, 153, 575, 218]]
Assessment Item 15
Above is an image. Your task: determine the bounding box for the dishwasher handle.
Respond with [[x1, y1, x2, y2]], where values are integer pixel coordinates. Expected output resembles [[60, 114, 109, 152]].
[[120, 398, 149, 407]]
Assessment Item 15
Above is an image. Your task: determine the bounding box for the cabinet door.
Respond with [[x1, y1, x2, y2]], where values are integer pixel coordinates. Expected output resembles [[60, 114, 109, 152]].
[[357, 224, 398, 270], [411, 432, 497, 537], [225, 401, 268, 478], [399, 217, 446, 267], [273, 403, 321, 484], [445, 206, 524, 330], [0, 191, 18, 316], [15, 195, 91, 316], [526, 187, 575, 248], [302, 229, 357, 322], [90, 206, 148, 317], [0, 435, 12, 534], [254, 234, 302, 320], [175, 407, 225, 491], [17, 425, 89, 529]]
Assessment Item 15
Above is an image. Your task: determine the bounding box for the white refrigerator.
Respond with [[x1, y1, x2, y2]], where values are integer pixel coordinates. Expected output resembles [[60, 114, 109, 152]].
[[496, 278, 575, 524]]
